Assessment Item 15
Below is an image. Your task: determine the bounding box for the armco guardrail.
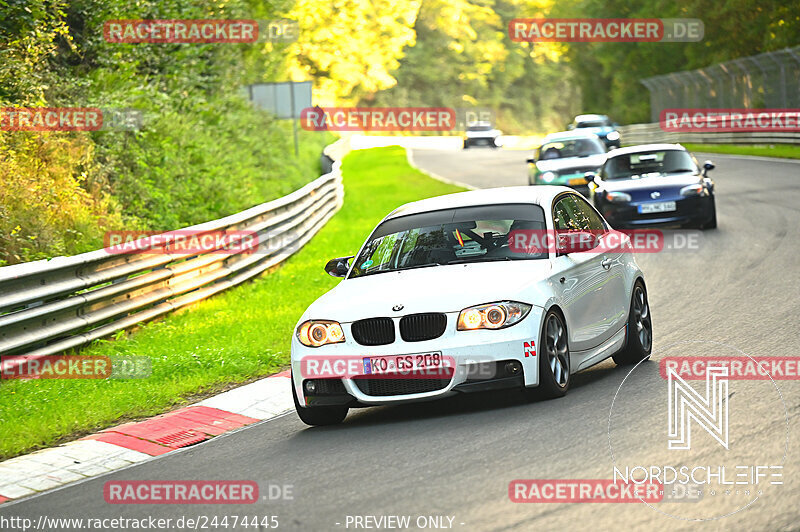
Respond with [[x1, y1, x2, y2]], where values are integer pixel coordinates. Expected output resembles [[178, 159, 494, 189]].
[[0, 143, 347, 360], [618, 122, 800, 145]]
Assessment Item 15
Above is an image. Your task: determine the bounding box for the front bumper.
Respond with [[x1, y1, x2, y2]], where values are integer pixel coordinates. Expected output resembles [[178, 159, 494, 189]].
[[291, 307, 544, 407], [598, 195, 714, 229], [464, 135, 499, 147]]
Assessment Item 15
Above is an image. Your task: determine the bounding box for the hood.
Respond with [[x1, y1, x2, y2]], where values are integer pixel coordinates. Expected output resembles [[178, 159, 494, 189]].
[[536, 153, 606, 174], [602, 172, 702, 201], [302, 260, 553, 323]]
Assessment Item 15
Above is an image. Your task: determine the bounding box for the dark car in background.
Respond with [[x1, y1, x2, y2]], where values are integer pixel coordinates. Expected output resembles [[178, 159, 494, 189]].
[[568, 114, 621, 149], [463, 121, 502, 149], [588, 144, 717, 229], [527, 131, 607, 196]]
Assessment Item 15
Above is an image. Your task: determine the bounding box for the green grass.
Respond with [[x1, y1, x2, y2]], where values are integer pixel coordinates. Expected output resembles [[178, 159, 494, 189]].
[[0, 147, 464, 460], [682, 143, 800, 160]]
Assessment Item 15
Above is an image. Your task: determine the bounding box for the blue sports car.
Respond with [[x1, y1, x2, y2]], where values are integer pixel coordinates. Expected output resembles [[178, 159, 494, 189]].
[[568, 114, 621, 149], [587, 144, 717, 230]]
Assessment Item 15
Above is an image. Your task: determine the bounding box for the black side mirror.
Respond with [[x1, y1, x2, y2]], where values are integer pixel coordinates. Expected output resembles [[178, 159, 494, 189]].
[[526, 157, 536, 164], [702, 161, 715, 176], [584, 171, 598, 184], [324, 256, 353, 278]]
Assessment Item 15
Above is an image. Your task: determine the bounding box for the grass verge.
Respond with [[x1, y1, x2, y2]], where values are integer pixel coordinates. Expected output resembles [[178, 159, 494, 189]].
[[0, 147, 464, 460], [682, 143, 800, 160]]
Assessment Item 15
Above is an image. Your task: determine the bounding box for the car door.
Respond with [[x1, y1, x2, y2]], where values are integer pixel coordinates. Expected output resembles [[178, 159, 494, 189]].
[[572, 195, 628, 340], [550, 194, 620, 354]]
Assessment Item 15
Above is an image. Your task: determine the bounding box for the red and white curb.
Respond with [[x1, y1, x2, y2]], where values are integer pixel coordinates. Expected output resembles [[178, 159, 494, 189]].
[[0, 370, 293, 504]]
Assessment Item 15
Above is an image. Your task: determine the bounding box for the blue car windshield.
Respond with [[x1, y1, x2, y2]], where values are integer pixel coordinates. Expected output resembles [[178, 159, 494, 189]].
[[350, 204, 547, 278], [603, 150, 698, 180], [577, 119, 611, 128]]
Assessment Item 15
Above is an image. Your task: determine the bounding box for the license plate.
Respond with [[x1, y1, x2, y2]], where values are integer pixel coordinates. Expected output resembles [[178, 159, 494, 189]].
[[363, 352, 445, 375], [568, 177, 587, 185], [639, 201, 676, 214]]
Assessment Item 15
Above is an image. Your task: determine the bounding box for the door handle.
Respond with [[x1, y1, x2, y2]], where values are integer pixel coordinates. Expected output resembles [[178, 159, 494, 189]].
[[601, 257, 612, 270]]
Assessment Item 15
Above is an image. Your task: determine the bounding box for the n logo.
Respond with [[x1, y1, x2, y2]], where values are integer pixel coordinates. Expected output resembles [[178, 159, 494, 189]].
[[524, 341, 536, 357], [667, 365, 729, 450]]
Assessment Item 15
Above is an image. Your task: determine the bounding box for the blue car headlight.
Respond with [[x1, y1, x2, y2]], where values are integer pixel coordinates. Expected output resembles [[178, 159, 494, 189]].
[[680, 184, 707, 197], [605, 191, 631, 203]]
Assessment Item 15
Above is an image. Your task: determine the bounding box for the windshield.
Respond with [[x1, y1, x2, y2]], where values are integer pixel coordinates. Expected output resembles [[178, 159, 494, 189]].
[[603, 150, 699, 180], [350, 204, 547, 278], [538, 137, 605, 160], [576, 119, 611, 128]]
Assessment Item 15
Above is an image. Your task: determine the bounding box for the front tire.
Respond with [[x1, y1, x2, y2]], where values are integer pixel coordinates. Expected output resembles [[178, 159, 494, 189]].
[[529, 310, 570, 399], [702, 197, 717, 230], [292, 375, 348, 426], [613, 281, 652, 365]]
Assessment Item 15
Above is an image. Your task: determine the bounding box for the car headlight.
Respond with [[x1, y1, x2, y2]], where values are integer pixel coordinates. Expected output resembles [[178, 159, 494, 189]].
[[605, 191, 632, 203], [297, 320, 345, 347], [606, 131, 620, 141], [457, 301, 532, 331], [541, 171, 557, 183], [680, 184, 706, 196]]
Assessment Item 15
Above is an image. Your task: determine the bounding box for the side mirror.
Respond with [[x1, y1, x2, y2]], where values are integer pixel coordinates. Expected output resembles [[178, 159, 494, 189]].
[[526, 157, 537, 164], [557, 231, 599, 255], [702, 161, 715, 176], [567, 124, 575, 130], [584, 171, 598, 184], [324, 256, 353, 277]]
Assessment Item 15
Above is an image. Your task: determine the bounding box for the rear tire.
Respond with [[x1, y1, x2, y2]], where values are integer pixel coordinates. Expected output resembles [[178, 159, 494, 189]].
[[613, 281, 652, 365], [527, 310, 570, 399], [292, 374, 348, 426]]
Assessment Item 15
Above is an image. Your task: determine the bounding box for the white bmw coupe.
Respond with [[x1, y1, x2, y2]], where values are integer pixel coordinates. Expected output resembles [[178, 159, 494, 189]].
[[290, 186, 652, 425]]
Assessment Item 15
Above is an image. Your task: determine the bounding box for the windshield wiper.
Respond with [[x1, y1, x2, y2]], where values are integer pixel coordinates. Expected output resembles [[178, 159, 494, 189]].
[[447, 256, 514, 265], [352, 262, 442, 278], [396, 262, 445, 271]]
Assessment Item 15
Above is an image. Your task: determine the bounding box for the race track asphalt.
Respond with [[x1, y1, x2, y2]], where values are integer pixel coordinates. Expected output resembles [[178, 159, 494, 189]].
[[3, 146, 799, 531]]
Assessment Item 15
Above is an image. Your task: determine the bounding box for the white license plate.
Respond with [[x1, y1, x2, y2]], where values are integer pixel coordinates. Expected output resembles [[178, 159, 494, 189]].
[[639, 201, 676, 214], [363, 352, 445, 375]]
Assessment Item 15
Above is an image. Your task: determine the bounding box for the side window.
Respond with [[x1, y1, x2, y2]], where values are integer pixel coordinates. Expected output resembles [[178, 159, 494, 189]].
[[572, 195, 606, 232], [554, 195, 602, 231], [553, 197, 580, 231]]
